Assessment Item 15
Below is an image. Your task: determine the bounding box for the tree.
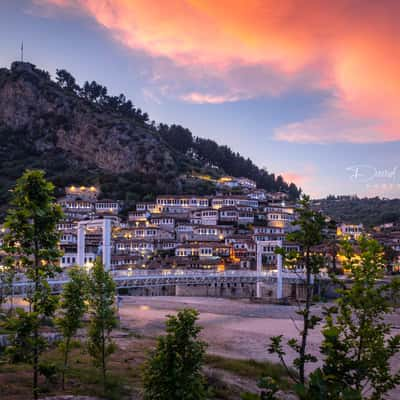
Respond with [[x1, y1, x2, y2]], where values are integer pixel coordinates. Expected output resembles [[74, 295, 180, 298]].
[[305, 237, 400, 400], [81, 80, 108, 104], [241, 377, 279, 400], [2, 169, 63, 400], [55, 69, 79, 92], [325, 218, 340, 275], [57, 266, 88, 390], [269, 195, 326, 386], [0, 263, 15, 312], [87, 260, 117, 391], [160, 124, 194, 154], [143, 308, 207, 400], [383, 244, 398, 274]]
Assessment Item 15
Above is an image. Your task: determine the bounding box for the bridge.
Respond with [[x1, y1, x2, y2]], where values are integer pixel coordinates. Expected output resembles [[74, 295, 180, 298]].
[[8, 269, 327, 297]]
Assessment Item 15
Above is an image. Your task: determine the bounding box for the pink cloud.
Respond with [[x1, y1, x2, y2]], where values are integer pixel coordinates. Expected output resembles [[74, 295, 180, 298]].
[[274, 106, 384, 144], [280, 164, 316, 186], [37, 0, 400, 143], [181, 92, 243, 104], [280, 164, 322, 197]]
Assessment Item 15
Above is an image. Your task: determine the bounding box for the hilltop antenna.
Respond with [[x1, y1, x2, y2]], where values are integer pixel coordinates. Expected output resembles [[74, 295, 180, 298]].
[[20, 41, 24, 62]]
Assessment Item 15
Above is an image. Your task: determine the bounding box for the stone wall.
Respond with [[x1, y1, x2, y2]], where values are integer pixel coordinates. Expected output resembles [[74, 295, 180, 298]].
[[176, 282, 257, 298]]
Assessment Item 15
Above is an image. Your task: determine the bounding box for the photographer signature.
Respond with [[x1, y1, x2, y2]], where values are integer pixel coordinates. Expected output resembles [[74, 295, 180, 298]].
[[346, 165, 397, 183]]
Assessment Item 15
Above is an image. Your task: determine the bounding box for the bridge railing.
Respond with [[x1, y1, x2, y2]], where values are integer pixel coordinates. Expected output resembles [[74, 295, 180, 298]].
[[9, 268, 329, 285]]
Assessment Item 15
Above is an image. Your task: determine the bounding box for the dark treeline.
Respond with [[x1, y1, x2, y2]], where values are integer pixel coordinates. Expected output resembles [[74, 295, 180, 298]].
[[55, 69, 150, 125], [314, 196, 400, 227], [158, 123, 300, 199]]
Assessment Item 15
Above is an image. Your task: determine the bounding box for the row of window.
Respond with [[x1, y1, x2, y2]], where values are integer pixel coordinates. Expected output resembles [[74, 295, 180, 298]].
[[201, 211, 218, 217], [157, 199, 208, 205], [151, 219, 175, 224], [195, 228, 218, 234], [61, 256, 93, 264]]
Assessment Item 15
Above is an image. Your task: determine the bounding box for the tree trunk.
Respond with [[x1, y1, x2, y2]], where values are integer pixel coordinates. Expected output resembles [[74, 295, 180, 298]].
[[62, 337, 70, 390], [299, 248, 312, 384], [332, 243, 337, 274], [33, 326, 39, 400], [10, 284, 14, 311], [102, 327, 106, 393], [33, 241, 39, 400]]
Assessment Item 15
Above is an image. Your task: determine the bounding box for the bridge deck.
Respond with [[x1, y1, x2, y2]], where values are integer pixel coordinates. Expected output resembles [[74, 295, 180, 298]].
[[8, 269, 329, 294]]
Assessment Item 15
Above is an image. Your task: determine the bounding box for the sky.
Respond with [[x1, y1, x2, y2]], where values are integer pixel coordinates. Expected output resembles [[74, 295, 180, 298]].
[[1, 0, 400, 198]]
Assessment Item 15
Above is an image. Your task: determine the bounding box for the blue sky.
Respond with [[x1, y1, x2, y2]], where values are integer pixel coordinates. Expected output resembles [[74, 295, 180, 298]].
[[1, 0, 400, 198]]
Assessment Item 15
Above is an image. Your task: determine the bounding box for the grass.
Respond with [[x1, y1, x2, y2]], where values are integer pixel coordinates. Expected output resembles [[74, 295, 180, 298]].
[[0, 333, 294, 399], [205, 354, 295, 390], [0, 337, 144, 400]]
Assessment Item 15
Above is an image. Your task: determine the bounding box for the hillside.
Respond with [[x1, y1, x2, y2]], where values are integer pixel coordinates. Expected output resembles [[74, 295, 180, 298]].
[[313, 196, 400, 227], [0, 61, 300, 213]]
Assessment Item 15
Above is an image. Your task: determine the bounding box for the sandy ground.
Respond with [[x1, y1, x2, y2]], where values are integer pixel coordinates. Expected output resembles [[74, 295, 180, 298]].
[[119, 297, 324, 369], [118, 296, 400, 399]]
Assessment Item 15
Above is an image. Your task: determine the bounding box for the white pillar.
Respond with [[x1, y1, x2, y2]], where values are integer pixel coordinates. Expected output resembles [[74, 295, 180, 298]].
[[77, 223, 85, 266], [256, 242, 262, 298], [102, 218, 112, 271], [256, 242, 262, 273], [277, 240, 283, 299]]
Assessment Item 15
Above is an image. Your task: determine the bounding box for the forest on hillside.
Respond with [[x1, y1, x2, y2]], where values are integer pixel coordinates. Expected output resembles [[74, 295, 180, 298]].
[[314, 196, 400, 227], [0, 63, 300, 216]]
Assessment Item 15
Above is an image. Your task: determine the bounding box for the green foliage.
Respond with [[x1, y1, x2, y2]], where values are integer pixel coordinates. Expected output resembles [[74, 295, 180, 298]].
[[87, 260, 117, 391], [241, 377, 280, 400], [315, 196, 400, 227], [271, 196, 326, 385], [0, 263, 15, 310], [143, 308, 207, 400], [57, 266, 88, 341], [304, 237, 400, 400], [38, 361, 59, 385], [0, 63, 301, 215], [2, 169, 62, 399], [204, 354, 294, 389], [159, 124, 301, 199], [57, 266, 88, 389], [4, 307, 45, 363], [55, 69, 79, 93]]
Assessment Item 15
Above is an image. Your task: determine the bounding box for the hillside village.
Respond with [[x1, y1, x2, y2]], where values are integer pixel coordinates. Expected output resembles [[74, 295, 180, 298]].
[[55, 181, 296, 273], [2, 177, 399, 282]]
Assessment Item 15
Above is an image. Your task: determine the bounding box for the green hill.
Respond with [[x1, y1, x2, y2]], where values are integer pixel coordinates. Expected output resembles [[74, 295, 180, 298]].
[[313, 196, 400, 227], [0, 61, 300, 214]]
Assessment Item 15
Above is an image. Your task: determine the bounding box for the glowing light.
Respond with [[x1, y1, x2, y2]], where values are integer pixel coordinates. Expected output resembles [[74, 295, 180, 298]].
[[85, 261, 94, 270], [217, 264, 225, 272]]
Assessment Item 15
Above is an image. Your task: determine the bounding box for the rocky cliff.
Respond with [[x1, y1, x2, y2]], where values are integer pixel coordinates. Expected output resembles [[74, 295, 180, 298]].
[[0, 61, 298, 214], [0, 62, 175, 175]]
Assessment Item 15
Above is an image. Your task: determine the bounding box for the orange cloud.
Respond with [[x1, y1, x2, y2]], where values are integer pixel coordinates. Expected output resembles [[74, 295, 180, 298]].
[[280, 164, 321, 197], [280, 164, 316, 186], [280, 172, 307, 187], [37, 0, 400, 143]]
